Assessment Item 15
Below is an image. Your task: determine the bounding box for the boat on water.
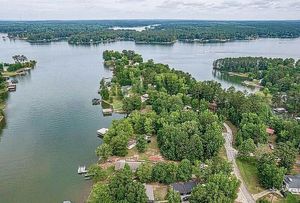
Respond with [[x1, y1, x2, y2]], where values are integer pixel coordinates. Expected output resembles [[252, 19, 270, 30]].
[[84, 173, 91, 177], [11, 79, 18, 84], [77, 165, 88, 174], [92, 98, 101, 105]]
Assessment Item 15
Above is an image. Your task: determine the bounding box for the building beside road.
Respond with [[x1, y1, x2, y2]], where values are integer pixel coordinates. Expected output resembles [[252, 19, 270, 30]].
[[284, 175, 300, 194]]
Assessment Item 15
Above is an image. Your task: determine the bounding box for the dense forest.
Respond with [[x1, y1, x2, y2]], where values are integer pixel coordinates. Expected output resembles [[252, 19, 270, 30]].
[[88, 50, 300, 202], [1, 20, 300, 44], [213, 57, 300, 114]]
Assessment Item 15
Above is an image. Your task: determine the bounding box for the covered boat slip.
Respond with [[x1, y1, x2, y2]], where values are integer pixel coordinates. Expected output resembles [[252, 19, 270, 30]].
[[97, 128, 108, 136], [77, 166, 88, 174]]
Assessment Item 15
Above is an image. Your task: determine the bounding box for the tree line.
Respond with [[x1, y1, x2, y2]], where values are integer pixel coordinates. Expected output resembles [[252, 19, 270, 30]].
[[1, 20, 300, 44], [214, 57, 300, 114]]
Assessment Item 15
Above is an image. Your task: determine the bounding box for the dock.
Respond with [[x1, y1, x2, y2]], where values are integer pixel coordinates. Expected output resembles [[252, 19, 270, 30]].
[[102, 108, 113, 115], [8, 84, 16, 92], [17, 71, 26, 76]]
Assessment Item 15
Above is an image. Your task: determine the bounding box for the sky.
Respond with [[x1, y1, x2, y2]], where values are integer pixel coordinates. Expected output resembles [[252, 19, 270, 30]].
[[0, 0, 300, 20]]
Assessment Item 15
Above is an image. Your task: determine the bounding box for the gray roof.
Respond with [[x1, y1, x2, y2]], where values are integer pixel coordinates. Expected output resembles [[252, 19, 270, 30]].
[[284, 175, 300, 188], [171, 181, 197, 195]]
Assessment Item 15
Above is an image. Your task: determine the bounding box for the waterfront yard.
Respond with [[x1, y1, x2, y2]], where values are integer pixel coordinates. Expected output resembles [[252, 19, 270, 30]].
[[126, 136, 162, 161]]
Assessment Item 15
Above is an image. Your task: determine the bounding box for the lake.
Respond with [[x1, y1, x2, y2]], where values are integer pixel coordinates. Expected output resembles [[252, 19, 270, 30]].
[[0, 35, 299, 203]]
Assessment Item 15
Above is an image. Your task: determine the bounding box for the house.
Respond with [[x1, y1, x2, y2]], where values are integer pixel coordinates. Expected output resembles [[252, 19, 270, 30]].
[[274, 108, 287, 114], [183, 105, 192, 111], [266, 128, 275, 135], [103, 77, 112, 86], [284, 175, 300, 194], [121, 85, 132, 94], [171, 181, 198, 196], [144, 184, 155, 203], [127, 139, 137, 149], [115, 160, 141, 172], [149, 155, 163, 162], [141, 94, 149, 103]]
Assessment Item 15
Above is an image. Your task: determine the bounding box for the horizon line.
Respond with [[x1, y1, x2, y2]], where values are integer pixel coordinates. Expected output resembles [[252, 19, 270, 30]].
[[0, 19, 300, 22]]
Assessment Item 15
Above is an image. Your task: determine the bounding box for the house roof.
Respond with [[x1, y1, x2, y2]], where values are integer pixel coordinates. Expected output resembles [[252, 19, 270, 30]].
[[149, 155, 163, 162], [171, 181, 197, 194], [266, 128, 275, 135], [284, 175, 300, 188], [97, 128, 108, 135]]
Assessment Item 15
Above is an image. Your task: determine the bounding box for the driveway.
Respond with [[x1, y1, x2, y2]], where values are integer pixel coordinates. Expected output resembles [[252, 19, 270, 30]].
[[223, 122, 255, 203]]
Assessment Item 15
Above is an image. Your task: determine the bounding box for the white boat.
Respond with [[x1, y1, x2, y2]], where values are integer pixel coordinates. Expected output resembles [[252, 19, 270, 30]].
[[77, 165, 88, 174]]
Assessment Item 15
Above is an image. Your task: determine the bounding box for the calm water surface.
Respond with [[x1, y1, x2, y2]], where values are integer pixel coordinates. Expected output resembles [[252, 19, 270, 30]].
[[0, 35, 299, 203]]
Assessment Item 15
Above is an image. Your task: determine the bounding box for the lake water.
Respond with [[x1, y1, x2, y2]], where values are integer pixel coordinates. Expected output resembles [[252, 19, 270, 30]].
[[0, 35, 299, 203]]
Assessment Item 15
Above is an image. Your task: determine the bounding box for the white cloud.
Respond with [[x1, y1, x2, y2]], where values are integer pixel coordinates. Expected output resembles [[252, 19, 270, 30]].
[[0, 0, 299, 20]]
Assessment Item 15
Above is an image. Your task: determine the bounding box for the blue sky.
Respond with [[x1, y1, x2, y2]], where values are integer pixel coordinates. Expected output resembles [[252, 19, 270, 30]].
[[0, 0, 299, 20]]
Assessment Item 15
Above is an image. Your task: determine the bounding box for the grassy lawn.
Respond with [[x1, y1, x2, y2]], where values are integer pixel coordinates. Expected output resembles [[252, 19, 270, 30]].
[[219, 146, 227, 160], [278, 193, 300, 203], [0, 101, 6, 110], [2, 71, 17, 77], [111, 98, 123, 110], [236, 158, 264, 194], [228, 72, 249, 78], [153, 184, 168, 201], [102, 98, 124, 112], [126, 136, 161, 161]]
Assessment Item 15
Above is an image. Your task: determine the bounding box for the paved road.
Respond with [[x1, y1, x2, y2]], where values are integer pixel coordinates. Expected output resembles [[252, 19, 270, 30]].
[[223, 123, 255, 203]]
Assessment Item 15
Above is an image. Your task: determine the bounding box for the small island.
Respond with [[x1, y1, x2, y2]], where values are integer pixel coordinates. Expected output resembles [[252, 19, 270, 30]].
[[1, 55, 37, 77]]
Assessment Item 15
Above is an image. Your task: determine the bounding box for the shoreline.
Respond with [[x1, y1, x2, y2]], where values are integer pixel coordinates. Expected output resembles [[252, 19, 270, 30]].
[[7, 34, 300, 46]]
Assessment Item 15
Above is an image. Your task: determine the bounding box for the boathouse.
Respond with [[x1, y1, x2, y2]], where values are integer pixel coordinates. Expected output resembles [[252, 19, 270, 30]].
[[97, 128, 108, 136]]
